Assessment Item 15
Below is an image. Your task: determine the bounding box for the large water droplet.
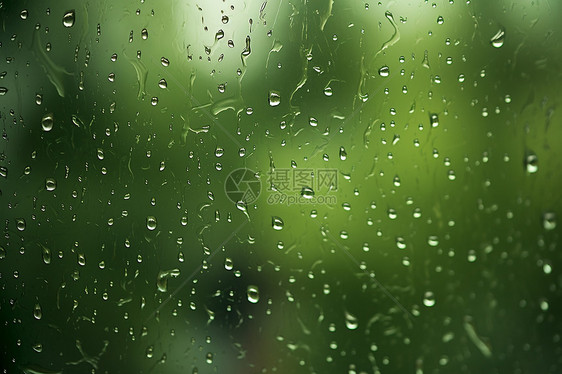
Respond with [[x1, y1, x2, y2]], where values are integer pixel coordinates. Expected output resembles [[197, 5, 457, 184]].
[[62, 10, 75, 28], [247, 285, 260, 303]]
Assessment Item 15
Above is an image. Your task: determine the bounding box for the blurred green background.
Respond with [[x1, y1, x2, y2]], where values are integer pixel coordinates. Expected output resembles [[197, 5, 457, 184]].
[[1, 0, 561, 373]]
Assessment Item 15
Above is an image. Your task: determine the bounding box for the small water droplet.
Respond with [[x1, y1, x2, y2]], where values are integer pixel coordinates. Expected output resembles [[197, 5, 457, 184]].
[[309, 117, 318, 127], [141, 28, 148, 40], [158, 79, 167, 89], [41, 113, 54, 132], [423, 291, 436, 307], [430, 113, 439, 128], [339, 146, 347, 160], [33, 303, 42, 320], [45, 178, 57, 191], [490, 28, 505, 48], [0, 87, 8, 96], [62, 10, 75, 28], [146, 216, 157, 230], [437, 15, 444, 25], [524, 152, 538, 173], [301, 186, 314, 199], [345, 311, 358, 330], [378, 65, 390, 77], [161, 57, 170, 67], [543, 212, 557, 231], [272, 216, 284, 230], [247, 285, 259, 303], [16, 218, 26, 231], [324, 86, 333, 96], [224, 257, 233, 271], [268, 91, 281, 106]]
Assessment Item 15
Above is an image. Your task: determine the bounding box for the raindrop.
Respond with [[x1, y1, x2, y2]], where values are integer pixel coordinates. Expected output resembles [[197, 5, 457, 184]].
[[339, 147, 347, 160], [345, 311, 358, 330], [543, 212, 557, 231], [429, 113, 439, 128], [268, 91, 281, 106], [45, 178, 57, 191], [41, 113, 54, 132], [324, 86, 333, 96], [423, 291, 436, 307], [490, 28, 505, 48], [20, 10, 29, 20], [437, 15, 444, 24], [161, 57, 170, 66], [247, 285, 259, 303], [0, 87, 7, 96], [146, 216, 157, 230], [224, 257, 233, 271], [524, 152, 538, 173], [33, 303, 42, 320], [301, 187, 314, 199], [309, 117, 318, 127], [141, 28, 148, 40], [272, 216, 284, 230], [378, 65, 390, 77], [158, 79, 167, 89], [62, 10, 75, 28]]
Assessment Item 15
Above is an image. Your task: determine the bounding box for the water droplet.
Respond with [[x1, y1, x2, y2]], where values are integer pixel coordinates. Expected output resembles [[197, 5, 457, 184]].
[[0, 87, 7, 96], [396, 236, 406, 249], [268, 91, 281, 106], [141, 28, 148, 40], [41, 113, 54, 132], [309, 117, 318, 127], [42, 246, 51, 264], [20, 9, 28, 20], [146, 216, 157, 230], [387, 208, 397, 220], [429, 113, 439, 128], [324, 86, 333, 96], [146, 345, 154, 358], [151, 97, 159, 106], [33, 303, 42, 320], [247, 285, 259, 303], [215, 29, 224, 40], [428, 235, 439, 247], [524, 152, 538, 173], [437, 15, 444, 24], [222, 15, 229, 24], [543, 212, 557, 231], [301, 186, 314, 199], [339, 146, 347, 160], [272, 216, 284, 230], [423, 291, 436, 307], [490, 28, 505, 48], [224, 257, 233, 271], [45, 178, 57, 191], [161, 57, 170, 67], [158, 79, 167, 89], [345, 311, 358, 330], [62, 10, 75, 28], [378, 65, 390, 77], [16, 218, 26, 231]]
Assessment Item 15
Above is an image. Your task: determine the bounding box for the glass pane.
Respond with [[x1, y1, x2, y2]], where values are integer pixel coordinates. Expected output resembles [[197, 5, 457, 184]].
[[1, 1, 561, 373]]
